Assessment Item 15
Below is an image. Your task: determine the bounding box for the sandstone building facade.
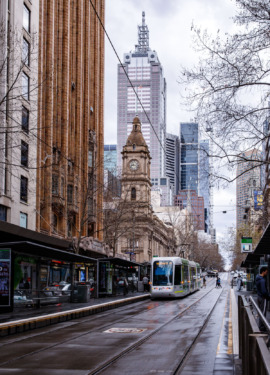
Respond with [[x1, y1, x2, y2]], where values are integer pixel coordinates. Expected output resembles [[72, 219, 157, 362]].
[[0, 0, 39, 230], [115, 117, 175, 262]]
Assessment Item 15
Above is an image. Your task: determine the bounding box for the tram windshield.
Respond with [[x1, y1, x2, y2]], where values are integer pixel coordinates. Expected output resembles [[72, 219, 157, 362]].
[[153, 260, 173, 286]]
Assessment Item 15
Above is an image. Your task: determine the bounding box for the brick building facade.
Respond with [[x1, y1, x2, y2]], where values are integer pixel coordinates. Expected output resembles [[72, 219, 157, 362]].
[[36, 0, 105, 242]]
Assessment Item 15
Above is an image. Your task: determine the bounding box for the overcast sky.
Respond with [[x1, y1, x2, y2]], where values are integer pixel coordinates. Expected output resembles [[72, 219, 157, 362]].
[[104, 0, 239, 256]]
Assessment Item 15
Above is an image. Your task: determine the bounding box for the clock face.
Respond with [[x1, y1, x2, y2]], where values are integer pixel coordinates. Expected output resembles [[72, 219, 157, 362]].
[[129, 159, 139, 171]]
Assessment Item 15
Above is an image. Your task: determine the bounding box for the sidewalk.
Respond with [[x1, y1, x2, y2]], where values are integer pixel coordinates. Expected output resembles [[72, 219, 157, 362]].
[[0, 292, 149, 324]]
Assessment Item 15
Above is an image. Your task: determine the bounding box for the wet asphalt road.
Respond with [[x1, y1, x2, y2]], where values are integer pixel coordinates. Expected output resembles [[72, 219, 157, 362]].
[[0, 274, 235, 375]]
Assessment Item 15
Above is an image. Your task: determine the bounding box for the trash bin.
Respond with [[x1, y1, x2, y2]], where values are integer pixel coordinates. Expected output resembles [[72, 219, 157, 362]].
[[247, 281, 253, 291], [138, 281, 144, 292], [71, 284, 90, 303]]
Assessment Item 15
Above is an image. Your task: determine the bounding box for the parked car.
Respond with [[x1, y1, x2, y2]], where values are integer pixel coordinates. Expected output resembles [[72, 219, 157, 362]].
[[13, 290, 33, 307], [42, 285, 62, 297], [61, 283, 72, 296], [207, 270, 218, 277]]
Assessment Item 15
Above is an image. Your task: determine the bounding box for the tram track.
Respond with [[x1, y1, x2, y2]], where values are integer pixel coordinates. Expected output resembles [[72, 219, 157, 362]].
[[0, 291, 201, 367], [0, 278, 220, 373], [87, 281, 222, 375], [172, 286, 227, 374]]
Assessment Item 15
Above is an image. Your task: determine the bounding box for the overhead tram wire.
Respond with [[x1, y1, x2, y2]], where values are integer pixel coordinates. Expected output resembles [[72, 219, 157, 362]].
[[89, 0, 165, 162], [89, 0, 213, 223], [89, 2, 183, 197]]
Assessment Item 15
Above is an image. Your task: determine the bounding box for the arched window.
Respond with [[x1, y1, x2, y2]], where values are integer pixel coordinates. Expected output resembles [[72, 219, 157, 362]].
[[131, 187, 136, 200], [133, 143, 136, 150]]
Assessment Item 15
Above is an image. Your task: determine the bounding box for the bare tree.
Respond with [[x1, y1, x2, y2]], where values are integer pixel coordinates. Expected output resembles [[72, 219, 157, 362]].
[[180, 0, 270, 184]]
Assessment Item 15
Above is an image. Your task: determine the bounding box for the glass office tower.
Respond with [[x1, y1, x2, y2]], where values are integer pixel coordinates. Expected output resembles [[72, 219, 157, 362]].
[[166, 133, 180, 195], [117, 12, 166, 184], [180, 122, 199, 192]]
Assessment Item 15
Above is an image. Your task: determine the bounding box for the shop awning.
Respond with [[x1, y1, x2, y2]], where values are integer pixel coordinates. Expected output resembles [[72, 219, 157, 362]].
[[0, 241, 97, 263], [242, 223, 270, 267], [0, 221, 70, 250]]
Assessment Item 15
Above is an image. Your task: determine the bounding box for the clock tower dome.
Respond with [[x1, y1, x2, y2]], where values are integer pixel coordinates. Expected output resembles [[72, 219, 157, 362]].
[[121, 117, 151, 206]]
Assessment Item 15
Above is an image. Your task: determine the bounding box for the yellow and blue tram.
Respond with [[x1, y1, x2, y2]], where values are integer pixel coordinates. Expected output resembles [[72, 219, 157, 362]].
[[150, 257, 201, 298]]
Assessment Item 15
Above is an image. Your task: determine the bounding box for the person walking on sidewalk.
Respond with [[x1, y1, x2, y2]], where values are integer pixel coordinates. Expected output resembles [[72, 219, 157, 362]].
[[203, 276, 206, 288], [256, 266, 270, 332]]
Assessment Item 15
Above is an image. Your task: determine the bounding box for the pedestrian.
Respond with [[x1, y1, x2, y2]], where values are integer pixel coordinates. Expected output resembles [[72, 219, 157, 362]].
[[236, 274, 243, 291], [255, 266, 270, 332], [203, 276, 206, 288], [123, 276, 129, 296], [216, 275, 219, 287], [143, 275, 149, 292]]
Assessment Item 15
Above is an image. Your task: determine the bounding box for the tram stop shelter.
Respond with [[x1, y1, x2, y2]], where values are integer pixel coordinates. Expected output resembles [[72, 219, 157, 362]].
[[241, 222, 270, 291], [0, 221, 98, 312], [97, 257, 142, 297]]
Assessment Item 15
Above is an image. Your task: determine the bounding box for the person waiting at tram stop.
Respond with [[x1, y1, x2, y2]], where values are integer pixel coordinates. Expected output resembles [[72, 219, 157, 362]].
[[256, 266, 270, 332], [143, 275, 149, 292], [236, 274, 243, 291]]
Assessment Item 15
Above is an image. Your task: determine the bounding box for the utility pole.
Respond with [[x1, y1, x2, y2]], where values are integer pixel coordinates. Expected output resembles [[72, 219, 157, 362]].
[[132, 213, 135, 262]]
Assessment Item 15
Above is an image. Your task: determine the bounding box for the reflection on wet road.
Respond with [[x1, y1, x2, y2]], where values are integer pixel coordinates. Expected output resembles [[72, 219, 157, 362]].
[[0, 273, 238, 375]]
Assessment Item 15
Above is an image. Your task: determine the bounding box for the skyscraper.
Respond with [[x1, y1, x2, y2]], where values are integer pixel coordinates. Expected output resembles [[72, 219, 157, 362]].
[[236, 149, 262, 229], [180, 122, 199, 192], [117, 12, 166, 185], [166, 133, 180, 195], [199, 140, 210, 233], [104, 145, 117, 175]]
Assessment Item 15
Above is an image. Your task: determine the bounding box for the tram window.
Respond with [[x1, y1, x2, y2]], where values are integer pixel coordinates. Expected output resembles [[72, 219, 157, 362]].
[[153, 261, 173, 286], [174, 265, 181, 285], [183, 265, 189, 281]]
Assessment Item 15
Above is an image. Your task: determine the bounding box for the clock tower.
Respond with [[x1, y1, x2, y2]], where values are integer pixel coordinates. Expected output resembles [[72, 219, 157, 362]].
[[121, 116, 151, 208]]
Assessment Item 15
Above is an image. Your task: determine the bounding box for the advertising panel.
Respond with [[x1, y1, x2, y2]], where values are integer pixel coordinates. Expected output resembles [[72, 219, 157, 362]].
[[254, 190, 263, 211], [0, 249, 11, 308]]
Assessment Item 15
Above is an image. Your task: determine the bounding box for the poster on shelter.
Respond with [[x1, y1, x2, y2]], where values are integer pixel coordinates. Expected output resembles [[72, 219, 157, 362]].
[[254, 190, 263, 211], [0, 249, 11, 307]]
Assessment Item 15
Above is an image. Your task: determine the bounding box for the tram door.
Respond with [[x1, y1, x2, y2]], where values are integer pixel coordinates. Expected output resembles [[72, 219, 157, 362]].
[[196, 267, 201, 289], [182, 265, 189, 293], [190, 267, 196, 291], [174, 265, 182, 294]]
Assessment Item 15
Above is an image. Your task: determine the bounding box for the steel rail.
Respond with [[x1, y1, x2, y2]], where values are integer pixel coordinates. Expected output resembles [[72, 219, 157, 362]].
[[249, 295, 270, 333], [87, 283, 221, 375]]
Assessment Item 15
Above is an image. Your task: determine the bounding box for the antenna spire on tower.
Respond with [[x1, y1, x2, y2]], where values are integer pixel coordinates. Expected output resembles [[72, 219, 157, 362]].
[[136, 11, 150, 53]]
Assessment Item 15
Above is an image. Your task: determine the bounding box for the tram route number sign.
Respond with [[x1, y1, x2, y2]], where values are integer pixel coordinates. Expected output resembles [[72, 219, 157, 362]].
[[104, 328, 147, 334], [241, 237, 252, 253]]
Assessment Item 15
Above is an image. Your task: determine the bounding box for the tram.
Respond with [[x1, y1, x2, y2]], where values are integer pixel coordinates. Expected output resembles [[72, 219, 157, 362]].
[[150, 256, 201, 299]]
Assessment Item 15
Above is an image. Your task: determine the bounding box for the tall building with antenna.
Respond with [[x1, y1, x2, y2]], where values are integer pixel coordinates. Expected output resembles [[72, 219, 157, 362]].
[[117, 12, 167, 186]]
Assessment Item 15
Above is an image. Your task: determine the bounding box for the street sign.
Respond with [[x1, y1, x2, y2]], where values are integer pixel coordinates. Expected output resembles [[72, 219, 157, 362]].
[[241, 237, 252, 253]]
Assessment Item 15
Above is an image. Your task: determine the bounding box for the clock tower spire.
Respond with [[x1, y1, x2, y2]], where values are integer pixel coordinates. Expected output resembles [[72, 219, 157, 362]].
[[121, 117, 151, 205]]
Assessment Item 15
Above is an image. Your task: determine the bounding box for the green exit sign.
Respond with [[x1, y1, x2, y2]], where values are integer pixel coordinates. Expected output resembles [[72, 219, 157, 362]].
[[241, 237, 252, 244]]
